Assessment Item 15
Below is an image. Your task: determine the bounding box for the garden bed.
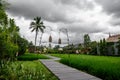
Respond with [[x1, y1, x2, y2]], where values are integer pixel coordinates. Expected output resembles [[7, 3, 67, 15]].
[[0, 60, 58, 80]]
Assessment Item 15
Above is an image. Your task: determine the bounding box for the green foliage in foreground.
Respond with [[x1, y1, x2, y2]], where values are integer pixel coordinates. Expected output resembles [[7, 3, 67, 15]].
[[0, 61, 58, 80], [52, 54, 120, 80], [17, 53, 49, 61]]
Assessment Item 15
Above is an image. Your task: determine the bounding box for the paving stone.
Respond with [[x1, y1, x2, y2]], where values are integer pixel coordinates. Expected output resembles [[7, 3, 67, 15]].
[[40, 55, 102, 80]]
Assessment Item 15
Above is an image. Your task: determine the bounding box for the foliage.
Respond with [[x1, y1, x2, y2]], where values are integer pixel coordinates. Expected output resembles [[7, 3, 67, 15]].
[[0, 0, 7, 25], [53, 45, 60, 50], [0, 1, 29, 60], [52, 54, 120, 80], [117, 39, 120, 55], [99, 38, 108, 55], [84, 34, 91, 48], [0, 60, 58, 80], [89, 41, 98, 55], [16, 36, 28, 56], [83, 34, 91, 54], [17, 53, 49, 61], [0, 32, 18, 60]]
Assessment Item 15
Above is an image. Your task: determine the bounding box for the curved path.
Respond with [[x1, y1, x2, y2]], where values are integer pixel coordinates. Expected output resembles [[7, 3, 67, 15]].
[[40, 55, 102, 80]]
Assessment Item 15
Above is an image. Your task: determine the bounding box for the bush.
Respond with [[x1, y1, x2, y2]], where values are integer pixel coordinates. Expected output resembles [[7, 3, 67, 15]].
[[5, 42, 18, 60], [0, 33, 18, 60], [17, 53, 49, 61], [0, 60, 58, 80], [16, 36, 28, 56]]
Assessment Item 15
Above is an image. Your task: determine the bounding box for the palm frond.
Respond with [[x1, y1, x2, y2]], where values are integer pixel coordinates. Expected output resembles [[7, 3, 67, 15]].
[[40, 28, 44, 33], [31, 28, 36, 32], [30, 22, 35, 26], [30, 17, 45, 39], [40, 21, 43, 24], [42, 25, 46, 29]]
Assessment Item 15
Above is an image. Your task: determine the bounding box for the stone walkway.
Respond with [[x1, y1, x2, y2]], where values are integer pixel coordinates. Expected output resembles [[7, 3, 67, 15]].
[[40, 55, 102, 80]]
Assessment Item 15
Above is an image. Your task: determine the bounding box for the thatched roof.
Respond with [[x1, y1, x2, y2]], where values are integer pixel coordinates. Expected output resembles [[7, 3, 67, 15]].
[[106, 34, 120, 42]]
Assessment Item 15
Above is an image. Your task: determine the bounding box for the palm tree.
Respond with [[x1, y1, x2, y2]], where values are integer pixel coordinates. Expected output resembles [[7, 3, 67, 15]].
[[30, 17, 45, 52]]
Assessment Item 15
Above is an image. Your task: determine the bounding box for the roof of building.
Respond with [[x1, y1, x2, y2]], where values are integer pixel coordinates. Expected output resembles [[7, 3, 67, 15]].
[[106, 34, 120, 42]]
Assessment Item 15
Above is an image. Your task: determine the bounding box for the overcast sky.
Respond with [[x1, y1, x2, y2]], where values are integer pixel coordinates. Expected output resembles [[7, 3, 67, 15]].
[[6, 0, 120, 46]]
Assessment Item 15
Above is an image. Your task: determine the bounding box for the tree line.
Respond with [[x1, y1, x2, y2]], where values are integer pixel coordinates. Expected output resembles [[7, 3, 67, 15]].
[[0, 0, 28, 60]]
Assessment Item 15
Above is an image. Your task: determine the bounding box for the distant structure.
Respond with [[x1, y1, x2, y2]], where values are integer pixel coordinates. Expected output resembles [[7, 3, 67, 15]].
[[106, 34, 120, 55], [107, 34, 120, 42], [58, 38, 61, 44], [49, 35, 52, 48]]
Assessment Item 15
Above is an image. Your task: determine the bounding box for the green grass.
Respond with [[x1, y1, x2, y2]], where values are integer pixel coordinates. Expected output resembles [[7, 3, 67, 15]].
[[17, 53, 49, 61], [52, 54, 120, 80], [0, 60, 58, 80]]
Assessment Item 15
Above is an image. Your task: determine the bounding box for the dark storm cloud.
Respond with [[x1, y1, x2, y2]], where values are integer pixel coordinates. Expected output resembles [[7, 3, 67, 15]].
[[55, 0, 94, 10], [7, 0, 94, 23], [7, 0, 72, 23], [95, 0, 120, 25], [7, 0, 116, 44], [95, 0, 120, 17]]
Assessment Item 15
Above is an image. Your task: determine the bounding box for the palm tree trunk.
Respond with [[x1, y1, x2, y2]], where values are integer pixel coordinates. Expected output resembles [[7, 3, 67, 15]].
[[39, 32, 43, 47], [35, 31, 38, 52]]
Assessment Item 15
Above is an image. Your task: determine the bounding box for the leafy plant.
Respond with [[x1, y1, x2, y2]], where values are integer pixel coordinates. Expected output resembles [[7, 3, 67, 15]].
[[0, 60, 58, 80]]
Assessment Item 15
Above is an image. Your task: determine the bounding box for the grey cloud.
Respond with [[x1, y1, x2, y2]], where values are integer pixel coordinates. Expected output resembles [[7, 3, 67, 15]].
[[55, 0, 94, 10], [109, 18, 120, 26], [94, 0, 120, 26], [7, 0, 71, 23], [66, 22, 106, 34], [7, 0, 95, 23], [95, 0, 120, 18], [7, 0, 118, 45]]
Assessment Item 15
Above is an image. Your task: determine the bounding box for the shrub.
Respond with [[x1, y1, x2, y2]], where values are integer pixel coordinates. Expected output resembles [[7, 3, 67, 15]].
[[17, 53, 49, 61], [0, 61, 48, 80], [16, 36, 28, 56], [0, 33, 18, 60]]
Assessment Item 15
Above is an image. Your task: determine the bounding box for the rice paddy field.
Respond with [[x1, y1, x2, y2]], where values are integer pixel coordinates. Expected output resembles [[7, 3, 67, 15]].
[[52, 54, 120, 80]]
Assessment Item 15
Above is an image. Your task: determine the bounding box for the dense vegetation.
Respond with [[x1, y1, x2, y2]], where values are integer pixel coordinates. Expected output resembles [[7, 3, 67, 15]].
[[0, 60, 58, 80], [0, 1, 58, 80], [0, 0, 28, 60], [52, 54, 120, 80], [17, 53, 49, 61]]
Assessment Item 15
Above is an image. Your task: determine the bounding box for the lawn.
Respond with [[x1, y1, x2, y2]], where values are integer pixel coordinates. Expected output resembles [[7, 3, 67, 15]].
[[0, 61, 58, 80], [52, 54, 120, 80], [17, 53, 49, 61]]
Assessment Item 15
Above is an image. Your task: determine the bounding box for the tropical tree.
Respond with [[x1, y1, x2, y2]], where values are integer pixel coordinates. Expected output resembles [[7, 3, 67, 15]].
[[8, 19, 19, 44], [84, 34, 91, 47], [0, 4, 18, 60], [0, 0, 29, 60], [117, 39, 120, 55], [83, 34, 91, 54], [89, 41, 98, 55], [99, 38, 108, 55], [30, 17, 45, 51]]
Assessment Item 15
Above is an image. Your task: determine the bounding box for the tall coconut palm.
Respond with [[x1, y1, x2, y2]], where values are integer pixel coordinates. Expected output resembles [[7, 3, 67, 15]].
[[30, 17, 45, 51], [39, 32, 43, 47]]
